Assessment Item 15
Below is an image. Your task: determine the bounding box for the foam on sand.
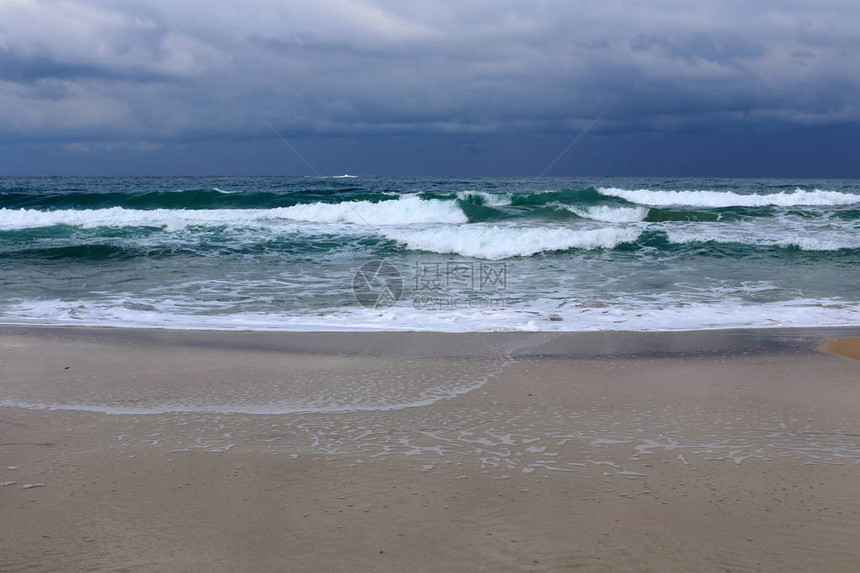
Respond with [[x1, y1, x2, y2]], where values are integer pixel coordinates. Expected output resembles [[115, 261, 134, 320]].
[[598, 187, 860, 207], [382, 225, 642, 259], [3, 293, 860, 333]]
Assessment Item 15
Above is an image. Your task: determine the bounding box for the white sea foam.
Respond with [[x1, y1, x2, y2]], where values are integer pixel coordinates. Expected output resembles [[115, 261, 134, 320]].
[[552, 203, 649, 223], [382, 225, 641, 259], [665, 223, 860, 251], [598, 187, 860, 207], [279, 196, 466, 225], [456, 191, 513, 207], [2, 296, 859, 334], [0, 196, 467, 230]]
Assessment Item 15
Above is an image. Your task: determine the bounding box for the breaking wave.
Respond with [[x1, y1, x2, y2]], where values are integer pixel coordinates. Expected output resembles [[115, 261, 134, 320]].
[[551, 203, 649, 223], [382, 225, 642, 259], [0, 196, 467, 231], [597, 187, 860, 207]]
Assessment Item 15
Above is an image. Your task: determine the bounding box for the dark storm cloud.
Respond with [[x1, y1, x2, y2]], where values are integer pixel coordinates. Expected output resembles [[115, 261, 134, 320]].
[[1, 0, 859, 166]]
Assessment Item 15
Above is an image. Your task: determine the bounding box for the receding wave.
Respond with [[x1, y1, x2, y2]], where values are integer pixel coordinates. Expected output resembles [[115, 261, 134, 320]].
[[382, 225, 642, 259], [0, 196, 467, 230], [598, 187, 860, 207]]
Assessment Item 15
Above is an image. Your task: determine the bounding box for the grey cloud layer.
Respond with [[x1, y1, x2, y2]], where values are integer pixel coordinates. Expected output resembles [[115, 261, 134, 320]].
[[2, 0, 859, 146]]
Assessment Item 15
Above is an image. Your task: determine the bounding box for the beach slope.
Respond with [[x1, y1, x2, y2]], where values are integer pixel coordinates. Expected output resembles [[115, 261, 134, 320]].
[[1, 326, 859, 572]]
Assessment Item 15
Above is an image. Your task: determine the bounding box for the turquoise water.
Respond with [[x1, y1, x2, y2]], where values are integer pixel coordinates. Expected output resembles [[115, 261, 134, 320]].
[[0, 176, 858, 331]]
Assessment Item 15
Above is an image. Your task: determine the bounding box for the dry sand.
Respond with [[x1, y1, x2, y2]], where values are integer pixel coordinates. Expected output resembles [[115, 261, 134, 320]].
[[1, 326, 859, 572]]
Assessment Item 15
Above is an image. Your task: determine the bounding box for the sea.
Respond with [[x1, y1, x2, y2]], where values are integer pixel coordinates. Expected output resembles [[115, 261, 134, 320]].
[[0, 175, 858, 332]]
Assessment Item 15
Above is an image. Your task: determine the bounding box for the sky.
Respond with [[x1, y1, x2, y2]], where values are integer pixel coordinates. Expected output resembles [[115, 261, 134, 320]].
[[2, 0, 860, 177]]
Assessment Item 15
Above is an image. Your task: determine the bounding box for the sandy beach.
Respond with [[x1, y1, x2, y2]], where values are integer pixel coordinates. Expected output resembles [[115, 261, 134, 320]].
[[1, 325, 859, 572]]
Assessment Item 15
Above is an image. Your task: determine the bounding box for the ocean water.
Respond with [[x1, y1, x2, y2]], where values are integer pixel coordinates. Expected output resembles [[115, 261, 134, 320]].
[[0, 176, 858, 332]]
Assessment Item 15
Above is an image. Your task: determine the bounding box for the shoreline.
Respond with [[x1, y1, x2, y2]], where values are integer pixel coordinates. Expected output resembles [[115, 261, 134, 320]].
[[3, 318, 860, 336], [2, 324, 859, 571], [3, 322, 860, 356]]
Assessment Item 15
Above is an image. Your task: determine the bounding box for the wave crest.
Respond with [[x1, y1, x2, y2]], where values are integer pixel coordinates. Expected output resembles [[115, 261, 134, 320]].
[[0, 196, 467, 230], [456, 191, 513, 207], [551, 203, 649, 223], [382, 225, 641, 259], [598, 187, 860, 207], [666, 228, 860, 251]]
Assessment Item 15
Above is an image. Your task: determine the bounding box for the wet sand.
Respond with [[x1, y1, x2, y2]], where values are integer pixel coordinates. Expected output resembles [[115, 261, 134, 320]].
[[1, 326, 860, 572], [826, 337, 860, 361]]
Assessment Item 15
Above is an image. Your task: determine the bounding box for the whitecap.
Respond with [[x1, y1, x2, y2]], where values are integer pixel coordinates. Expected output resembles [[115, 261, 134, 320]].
[[551, 203, 649, 223], [598, 187, 860, 207], [0, 196, 467, 231], [456, 191, 513, 207], [382, 224, 641, 259]]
